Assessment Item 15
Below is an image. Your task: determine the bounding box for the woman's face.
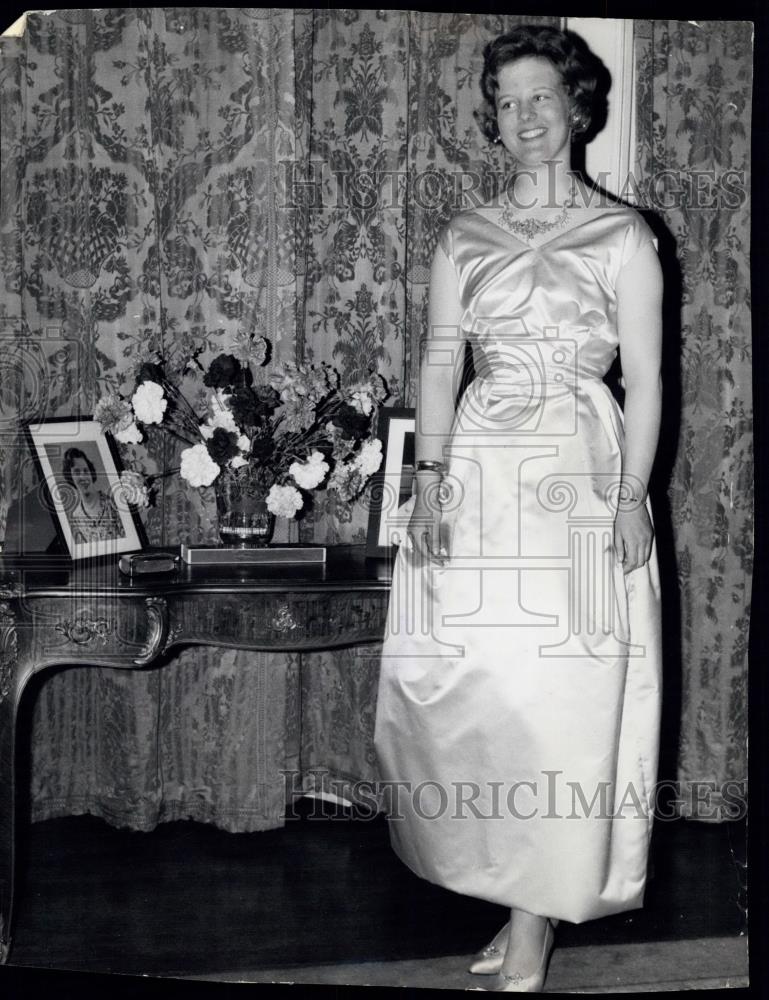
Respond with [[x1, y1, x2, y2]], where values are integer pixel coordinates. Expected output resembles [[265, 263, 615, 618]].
[[70, 458, 95, 496], [494, 56, 572, 167]]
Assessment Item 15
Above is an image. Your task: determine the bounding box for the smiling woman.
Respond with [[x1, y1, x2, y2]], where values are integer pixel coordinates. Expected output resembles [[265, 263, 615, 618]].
[[494, 59, 572, 169], [62, 447, 125, 543], [25, 418, 145, 560], [374, 23, 664, 993]]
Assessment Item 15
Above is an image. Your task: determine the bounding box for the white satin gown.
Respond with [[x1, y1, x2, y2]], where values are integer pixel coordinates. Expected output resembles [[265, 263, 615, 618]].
[[373, 207, 663, 923]]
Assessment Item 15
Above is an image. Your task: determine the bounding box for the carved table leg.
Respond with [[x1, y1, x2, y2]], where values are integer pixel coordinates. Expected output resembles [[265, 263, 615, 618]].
[[0, 600, 20, 964], [0, 690, 12, 964]]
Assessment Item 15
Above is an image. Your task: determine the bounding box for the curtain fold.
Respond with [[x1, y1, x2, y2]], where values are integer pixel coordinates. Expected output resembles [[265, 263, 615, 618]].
[[3, 8, 300, 833], [0, 32, 25, 539], [633, 19, 752, 813], [0, 11, 751, 830]]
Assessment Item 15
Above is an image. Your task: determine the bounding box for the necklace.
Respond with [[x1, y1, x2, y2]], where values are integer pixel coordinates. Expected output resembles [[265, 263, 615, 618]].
[[78, 495, 103, 522], [497, 191, 571, 241]]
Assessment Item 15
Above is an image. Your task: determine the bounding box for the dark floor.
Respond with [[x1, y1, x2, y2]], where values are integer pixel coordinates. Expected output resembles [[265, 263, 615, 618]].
[[3, 798, 747, 980]]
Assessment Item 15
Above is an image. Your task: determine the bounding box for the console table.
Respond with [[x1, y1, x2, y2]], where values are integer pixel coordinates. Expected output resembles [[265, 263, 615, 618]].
[[0, 545, 392, 963]]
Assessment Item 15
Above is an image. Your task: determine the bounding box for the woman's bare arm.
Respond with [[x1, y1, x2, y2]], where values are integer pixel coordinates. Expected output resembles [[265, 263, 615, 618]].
[[614, 241, 663, 571], [416, 242, 464, 463], [408, 241, 465, 562]]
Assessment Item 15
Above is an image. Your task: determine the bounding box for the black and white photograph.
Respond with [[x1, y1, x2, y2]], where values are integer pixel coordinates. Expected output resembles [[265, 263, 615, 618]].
[[366, 407, 417, 557], [0, 5, 762, 999], [27, 417, 143, 558]]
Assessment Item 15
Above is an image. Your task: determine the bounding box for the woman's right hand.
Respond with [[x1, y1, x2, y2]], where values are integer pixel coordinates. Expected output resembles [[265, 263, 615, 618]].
[[406, 495, 447, 566]]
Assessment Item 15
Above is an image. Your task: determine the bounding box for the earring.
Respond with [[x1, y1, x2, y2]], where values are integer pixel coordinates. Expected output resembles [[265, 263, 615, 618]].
[[493, 135, 502, 145]]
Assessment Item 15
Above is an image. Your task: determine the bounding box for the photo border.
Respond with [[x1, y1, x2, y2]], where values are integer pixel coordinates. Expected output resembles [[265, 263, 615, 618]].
[[365, 407, 416, 560], [24, 416, 147, 561]]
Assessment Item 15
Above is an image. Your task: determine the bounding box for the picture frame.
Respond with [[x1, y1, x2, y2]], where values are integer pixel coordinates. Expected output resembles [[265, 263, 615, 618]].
[[24, 416, 146, 561], [365, 407, 416, 559]]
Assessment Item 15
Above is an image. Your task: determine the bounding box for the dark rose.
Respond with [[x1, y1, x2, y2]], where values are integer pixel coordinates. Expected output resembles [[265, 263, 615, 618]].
[[238, 386, 280, 425], [230, 386, 259, 427], [231, 385, 281, 427], [255, 385, 281, 407], [330, 402, 369, 440], [206, 427, 239, 464], [250, 431, 275, 463], [136, 361, 165, 385], [203, 353, 244, 389]]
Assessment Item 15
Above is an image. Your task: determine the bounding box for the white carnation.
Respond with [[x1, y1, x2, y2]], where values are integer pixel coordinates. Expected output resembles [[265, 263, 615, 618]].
[[179, 444, 220, 488], [266, 483, 303, 519], [115, 421, 143, 445], [354, 439, 383, 477], [94, 394, 133, 434], [132, 381, 167, 425], [289, 450, 329, 490], [350, 389, 374, 416]]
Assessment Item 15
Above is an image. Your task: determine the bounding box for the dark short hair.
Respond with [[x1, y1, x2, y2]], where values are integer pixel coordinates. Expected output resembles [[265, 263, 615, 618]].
[[475, 25, 607, 144], [63, 447, 97, 487]]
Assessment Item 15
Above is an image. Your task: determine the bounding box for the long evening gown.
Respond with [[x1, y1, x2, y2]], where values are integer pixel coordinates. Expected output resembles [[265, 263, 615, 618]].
[[373, 206, 663, 924]]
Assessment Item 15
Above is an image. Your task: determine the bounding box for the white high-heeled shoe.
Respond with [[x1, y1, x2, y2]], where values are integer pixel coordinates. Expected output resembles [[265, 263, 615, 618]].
[[468, 918, 556, 992], [468, 918, 559, 977], [468, 921, 510, 975]]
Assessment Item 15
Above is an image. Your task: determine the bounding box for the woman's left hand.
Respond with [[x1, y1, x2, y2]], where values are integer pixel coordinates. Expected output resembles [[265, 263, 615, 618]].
[[614, 506, 654, 574]]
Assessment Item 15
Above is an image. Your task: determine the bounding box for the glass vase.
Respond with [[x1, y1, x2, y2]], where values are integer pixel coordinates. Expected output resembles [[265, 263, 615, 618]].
[[214, 471, 275, 548]]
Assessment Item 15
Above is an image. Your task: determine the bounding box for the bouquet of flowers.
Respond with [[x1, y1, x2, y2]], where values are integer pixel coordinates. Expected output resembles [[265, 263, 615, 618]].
[[94, 336, 388, 522]]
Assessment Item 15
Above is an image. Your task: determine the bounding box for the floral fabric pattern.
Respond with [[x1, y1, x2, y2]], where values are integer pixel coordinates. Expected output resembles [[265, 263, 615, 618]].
[[634, 20, 752, 810], [1, 8, 301, 833], [0, 12, 751, 831]]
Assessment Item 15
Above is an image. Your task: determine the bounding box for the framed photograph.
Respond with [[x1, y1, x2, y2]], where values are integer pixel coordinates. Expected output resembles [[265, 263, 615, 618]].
[[25, 416, 146, 561], [366, 407, 416, 559]]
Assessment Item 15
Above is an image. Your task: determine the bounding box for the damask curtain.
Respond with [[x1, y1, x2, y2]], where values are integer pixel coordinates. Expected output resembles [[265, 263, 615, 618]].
[[0, 10, 751, 831], [634, 20, 752, 814], [1, 8, 304, 832]]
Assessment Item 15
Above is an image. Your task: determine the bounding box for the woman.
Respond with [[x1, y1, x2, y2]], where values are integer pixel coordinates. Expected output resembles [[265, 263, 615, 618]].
[[63, 447, 124, 543], [374, 25, 663, 993]]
